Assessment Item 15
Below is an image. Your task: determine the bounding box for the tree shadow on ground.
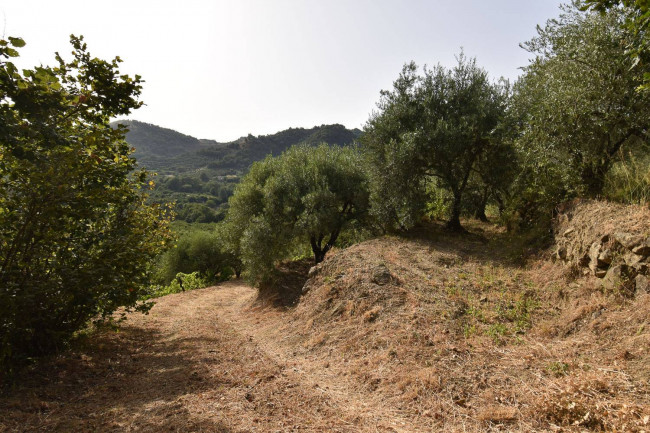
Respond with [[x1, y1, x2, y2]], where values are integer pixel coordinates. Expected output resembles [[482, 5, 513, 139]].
[[402, 218, 553, 268], [251, 219, 552, 310], [256, 258, 313, 308], [0, 325, 232, 433]]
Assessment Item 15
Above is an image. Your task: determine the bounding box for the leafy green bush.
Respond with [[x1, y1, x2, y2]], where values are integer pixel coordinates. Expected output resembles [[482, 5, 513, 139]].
[[153, 226, 237, 286], [0, 36, 172, 374], [144, 272, 207, 299]]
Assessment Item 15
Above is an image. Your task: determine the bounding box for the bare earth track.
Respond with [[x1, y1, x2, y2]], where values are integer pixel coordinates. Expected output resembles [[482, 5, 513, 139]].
[[0, 282, 420, 432]]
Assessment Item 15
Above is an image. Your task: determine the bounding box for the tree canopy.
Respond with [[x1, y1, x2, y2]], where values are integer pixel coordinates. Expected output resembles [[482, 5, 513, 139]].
[[0, 36, 172, 372], [513, 2, 650, 201], [363, 54, 508, 231], [223, 144, 369, 285], [583, 0, 650, 90]]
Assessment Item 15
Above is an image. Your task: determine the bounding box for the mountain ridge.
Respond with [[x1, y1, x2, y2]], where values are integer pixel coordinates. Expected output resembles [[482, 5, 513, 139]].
[[110, 119, 362, 222], [112, 119, 362, 175]]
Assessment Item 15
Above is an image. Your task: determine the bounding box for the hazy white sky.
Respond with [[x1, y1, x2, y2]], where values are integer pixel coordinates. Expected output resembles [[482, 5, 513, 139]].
[[1, 1, 563, 141]]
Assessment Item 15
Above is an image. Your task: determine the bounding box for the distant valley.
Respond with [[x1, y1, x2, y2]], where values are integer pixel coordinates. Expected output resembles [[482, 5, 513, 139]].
[[113, 120, 362, 222]]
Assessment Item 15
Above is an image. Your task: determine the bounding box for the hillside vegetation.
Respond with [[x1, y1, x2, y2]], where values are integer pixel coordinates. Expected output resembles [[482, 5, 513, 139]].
[[114, 120, 361, 222]]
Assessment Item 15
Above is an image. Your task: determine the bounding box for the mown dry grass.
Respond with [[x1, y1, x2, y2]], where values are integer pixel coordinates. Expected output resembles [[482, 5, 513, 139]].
[[267, 219, 650, 432], [1, 209, 649, 432]]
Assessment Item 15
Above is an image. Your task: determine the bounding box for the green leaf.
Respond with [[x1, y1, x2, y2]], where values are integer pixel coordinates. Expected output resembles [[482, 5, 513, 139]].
[[8, 37, 26, 48]]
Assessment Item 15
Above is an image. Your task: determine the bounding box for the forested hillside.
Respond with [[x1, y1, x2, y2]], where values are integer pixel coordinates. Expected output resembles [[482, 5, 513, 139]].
[[114, 120, 361, 222]]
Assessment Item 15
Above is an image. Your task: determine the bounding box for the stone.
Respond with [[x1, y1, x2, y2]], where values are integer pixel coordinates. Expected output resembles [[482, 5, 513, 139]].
[[624, 252, 644, 266], [601, 265, 637, 293], [371, 264, 393, 285], [635, 274, 650, 294], [595, 269, 608, 278], [613, 232, 643, 249], [308, 264, 321, 278], [588, 242, 602, 273], [631, 241, 650, 257], [632, 263, 649, 276], [597, 249, 613, 266], [556, 247, 567, 261]]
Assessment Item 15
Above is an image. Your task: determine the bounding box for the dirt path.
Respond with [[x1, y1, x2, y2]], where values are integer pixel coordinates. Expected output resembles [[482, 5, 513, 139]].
[[0, 282, 419, 433]]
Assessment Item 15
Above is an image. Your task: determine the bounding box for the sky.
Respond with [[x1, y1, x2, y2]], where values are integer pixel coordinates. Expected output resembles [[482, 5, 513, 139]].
[[1, 0, 564, 142]]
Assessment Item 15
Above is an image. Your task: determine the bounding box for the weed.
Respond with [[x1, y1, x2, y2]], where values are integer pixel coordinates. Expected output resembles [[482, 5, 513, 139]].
[[466, 305, 485, 322], [486, 323, 508, 344], [547, 361, 570, 377], [463, 324, 478, 338], [445, 284, 462, 297], [495, 296, 538, 333]]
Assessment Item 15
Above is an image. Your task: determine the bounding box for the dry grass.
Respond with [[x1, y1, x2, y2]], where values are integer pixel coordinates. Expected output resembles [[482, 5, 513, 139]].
[[1, 207, 649, 432]]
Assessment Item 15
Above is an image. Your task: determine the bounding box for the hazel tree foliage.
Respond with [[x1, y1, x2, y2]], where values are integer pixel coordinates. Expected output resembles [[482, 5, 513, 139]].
[[223, 144, 369, 285], [363, 54, 508, 231], [0, 36, 172, 372]]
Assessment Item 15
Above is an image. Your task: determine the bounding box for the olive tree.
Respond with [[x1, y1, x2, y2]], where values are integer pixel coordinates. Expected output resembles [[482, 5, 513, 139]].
[[363, 54, 508, 231], [514, 2, 650, 198], [223, 144, 369, 285], [583, 0, 650, 91], [0, 36, 172, 372]]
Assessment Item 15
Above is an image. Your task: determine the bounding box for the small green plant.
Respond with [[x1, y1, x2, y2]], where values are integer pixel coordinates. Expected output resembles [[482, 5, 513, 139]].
[[467, 305, 485, 322], [445, 284, 463, 297], [486, 323, 508, 344], [547, 361, 570, 377], [496, 295, 538, 333], [463, 324, 478, 338]]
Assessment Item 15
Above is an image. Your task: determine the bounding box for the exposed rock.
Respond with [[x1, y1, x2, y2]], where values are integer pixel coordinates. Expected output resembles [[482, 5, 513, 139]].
[[632, 263, 649, 276], [301, 281, 313, 295], [631, 241, 650, 257], [636, 274, 650, 294], [308, 264, 321, 278], [588, 242, 602, 273], [595, 269, 608, 278], [613, 232, 643, 249], [624, 252, 644, 266], [552, 201, 650, 283], [601, 265, 637, 293], [597, 249, 613, 266], [371, 264, 393, 285]]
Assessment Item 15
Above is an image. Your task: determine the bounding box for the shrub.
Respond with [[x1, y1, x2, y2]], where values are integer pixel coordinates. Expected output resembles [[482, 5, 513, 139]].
[[0, 36, 172, 374], [154, 230, 233, 285], [144, 272, 207, 299]]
